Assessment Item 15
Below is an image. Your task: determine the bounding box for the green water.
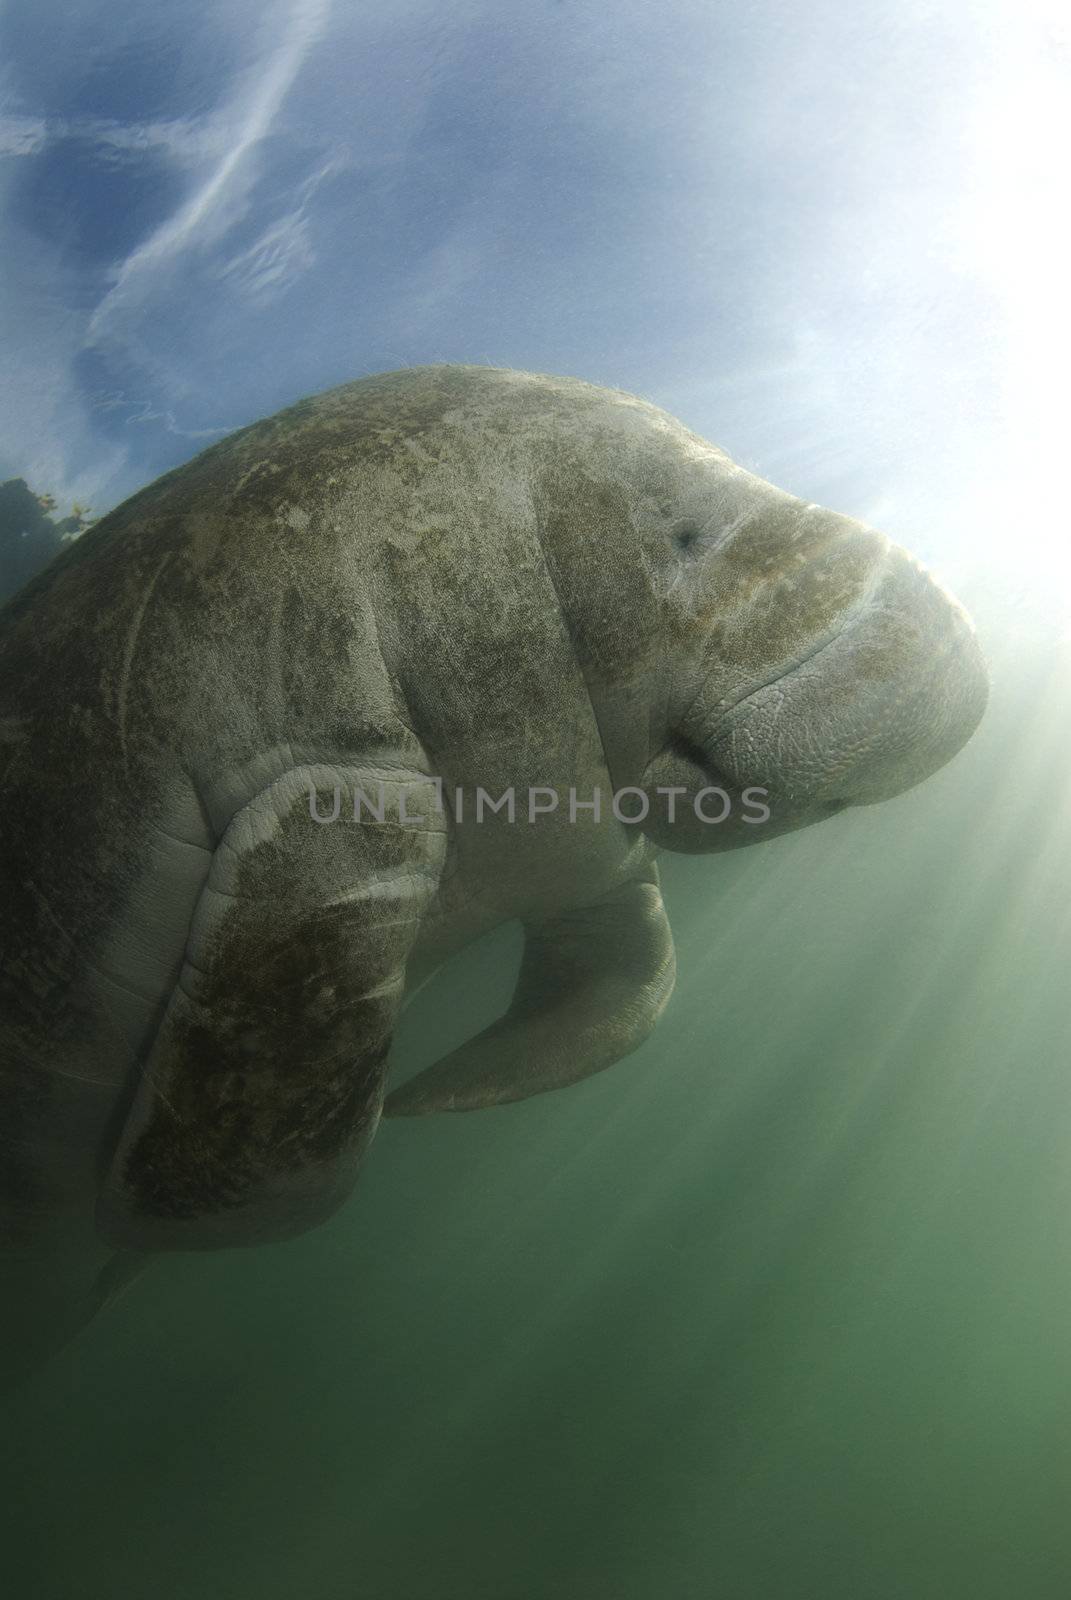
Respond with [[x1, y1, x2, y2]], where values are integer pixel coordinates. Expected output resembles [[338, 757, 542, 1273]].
[[3, 604, 1069, 1599]]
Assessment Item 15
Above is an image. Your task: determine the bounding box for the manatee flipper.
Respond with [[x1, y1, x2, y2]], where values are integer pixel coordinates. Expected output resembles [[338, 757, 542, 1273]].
[[96, 764, 445, 1250], [0, 1245, 151, 1392], [384, 865, 675, 1116]]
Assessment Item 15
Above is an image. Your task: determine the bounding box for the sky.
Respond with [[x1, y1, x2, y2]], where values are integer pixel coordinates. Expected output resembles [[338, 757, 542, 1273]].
[[0, 0, 1068, 629]]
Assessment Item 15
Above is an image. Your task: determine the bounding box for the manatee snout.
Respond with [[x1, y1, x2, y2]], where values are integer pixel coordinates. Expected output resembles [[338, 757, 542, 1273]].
[[643, 522, 988, 852]]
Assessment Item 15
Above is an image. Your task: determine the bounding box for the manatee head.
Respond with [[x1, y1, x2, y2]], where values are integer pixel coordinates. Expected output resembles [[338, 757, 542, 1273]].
[[639, 473, 988, 853]]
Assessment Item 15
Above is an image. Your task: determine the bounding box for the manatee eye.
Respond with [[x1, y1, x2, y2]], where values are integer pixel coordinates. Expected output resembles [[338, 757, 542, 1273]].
[[672, 522, 702, 554]]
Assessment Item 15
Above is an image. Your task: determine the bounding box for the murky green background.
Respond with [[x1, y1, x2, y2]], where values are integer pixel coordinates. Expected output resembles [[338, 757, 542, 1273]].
[[4, 600, 1069, 1599]]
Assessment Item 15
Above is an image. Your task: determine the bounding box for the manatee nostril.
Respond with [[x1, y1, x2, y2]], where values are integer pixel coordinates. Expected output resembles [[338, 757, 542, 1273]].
[[672, 522, 702, 555]]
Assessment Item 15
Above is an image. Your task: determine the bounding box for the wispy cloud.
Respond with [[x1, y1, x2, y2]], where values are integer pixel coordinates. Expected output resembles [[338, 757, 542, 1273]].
[[213, 211, 315, 302], [0, 110, 233, 164], [0, 113, 48, 157], [89, 391, 236, 441], [84, 0, 332, 347], [212, 149, 346, 305]]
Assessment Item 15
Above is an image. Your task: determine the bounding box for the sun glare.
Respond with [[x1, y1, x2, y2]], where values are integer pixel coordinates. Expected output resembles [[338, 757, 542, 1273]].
[[960, 4, 1071, 609]]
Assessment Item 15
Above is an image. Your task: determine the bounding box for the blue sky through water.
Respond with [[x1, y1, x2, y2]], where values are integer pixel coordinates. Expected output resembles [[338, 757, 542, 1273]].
[[0, 0, 1067, 623]]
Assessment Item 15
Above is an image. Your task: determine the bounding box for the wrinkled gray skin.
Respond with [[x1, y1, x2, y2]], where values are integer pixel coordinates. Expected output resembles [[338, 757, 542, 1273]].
[[0, 366, 987, 1384]]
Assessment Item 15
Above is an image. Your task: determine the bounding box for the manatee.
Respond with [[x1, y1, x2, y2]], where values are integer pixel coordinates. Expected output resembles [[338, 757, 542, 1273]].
[[0, 365, 987, 1382]]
